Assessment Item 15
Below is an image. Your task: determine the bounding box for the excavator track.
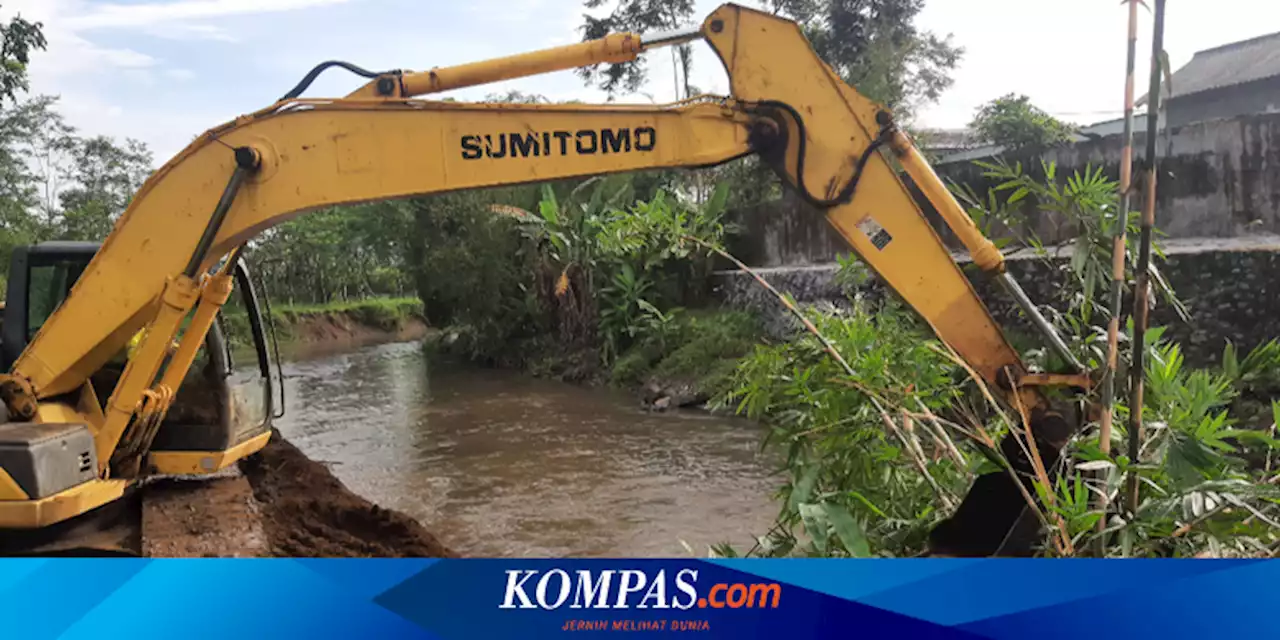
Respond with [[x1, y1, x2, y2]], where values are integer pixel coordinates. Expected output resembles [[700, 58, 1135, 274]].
[[0, 467, 268, 558], [0, 487, 144, 557]]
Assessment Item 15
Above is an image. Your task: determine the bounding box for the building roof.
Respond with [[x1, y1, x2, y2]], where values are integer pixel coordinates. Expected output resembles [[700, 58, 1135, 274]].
[[1139, 30, 1280, 105], [915, 128, 987, 150], [1073, 114, 1148, 138], [934, 115, 1145, 164]]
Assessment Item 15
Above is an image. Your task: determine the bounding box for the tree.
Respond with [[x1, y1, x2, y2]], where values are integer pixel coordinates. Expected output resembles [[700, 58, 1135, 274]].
[[55, 136, 153, 241], [0, 97, 62, 224], [0, 7, 46, 105], [578, 0, 697, 100], [483, 90, 549, 104], [767, 0, 961, 121], [969, 93, 1077, 152]]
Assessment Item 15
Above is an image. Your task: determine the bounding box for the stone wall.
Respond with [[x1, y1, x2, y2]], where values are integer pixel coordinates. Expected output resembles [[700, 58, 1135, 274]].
[[723, 190, 849, 267], [712, 239, 1280, 367]]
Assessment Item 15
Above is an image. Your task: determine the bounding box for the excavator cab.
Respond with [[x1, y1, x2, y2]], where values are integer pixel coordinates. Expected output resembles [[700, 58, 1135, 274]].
[[0, 242, 278, 554]]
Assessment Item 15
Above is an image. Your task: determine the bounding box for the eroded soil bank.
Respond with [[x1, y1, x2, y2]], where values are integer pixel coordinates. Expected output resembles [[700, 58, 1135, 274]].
[[143, 430, 455, 557], [276, 314, 430, 358], [239, 430, 455, 557]]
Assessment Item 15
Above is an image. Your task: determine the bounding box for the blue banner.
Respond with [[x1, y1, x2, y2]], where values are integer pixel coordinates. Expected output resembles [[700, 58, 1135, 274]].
[[0, 558, 1267, 639]]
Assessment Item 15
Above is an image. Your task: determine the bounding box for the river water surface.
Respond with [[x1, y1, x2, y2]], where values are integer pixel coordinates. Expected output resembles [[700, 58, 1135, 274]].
[[272, 339, 779, 557]]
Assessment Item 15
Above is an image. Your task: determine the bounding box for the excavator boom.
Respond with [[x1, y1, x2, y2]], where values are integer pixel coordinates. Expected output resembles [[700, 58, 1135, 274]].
[[0, 3, 1080, 556]]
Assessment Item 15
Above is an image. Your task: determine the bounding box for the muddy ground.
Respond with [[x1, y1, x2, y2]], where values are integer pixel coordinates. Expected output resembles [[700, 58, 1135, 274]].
[[143, 430, 456, 558]]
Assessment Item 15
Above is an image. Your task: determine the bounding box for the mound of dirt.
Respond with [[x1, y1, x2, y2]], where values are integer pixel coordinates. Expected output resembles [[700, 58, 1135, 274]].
[[239, 430, 456, 558], [142, 470, 268, 558]]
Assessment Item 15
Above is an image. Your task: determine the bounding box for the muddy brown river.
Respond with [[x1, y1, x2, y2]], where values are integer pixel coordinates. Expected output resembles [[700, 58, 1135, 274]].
[[270, 339, 779, 557]]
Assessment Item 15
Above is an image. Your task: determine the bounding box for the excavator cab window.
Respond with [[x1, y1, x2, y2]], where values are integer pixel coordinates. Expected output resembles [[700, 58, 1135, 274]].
[[26, 258, 86, 343], [218, 258, 278, 432], [1, 241, 101, 371]]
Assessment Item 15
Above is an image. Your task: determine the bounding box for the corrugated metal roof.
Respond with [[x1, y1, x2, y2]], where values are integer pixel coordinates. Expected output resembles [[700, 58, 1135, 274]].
[[1139, 31, 1280, 105], [934, 115, 1147, 164], [916, 128, 988, 150]]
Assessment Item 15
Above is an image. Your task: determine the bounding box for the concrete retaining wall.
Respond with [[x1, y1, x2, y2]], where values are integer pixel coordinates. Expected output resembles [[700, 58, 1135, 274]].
[[712, 237, 1280, 367]]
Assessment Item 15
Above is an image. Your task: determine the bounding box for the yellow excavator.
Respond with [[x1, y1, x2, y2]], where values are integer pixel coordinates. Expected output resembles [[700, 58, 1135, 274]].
[[0, 4, 1093, 557]]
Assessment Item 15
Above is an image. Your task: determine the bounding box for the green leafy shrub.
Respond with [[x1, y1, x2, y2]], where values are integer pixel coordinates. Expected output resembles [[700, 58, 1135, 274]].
[[407, 190, 545, 363], [653, 311, 761, 392], [714, 303, 965, 557], [608, 309, 763, 397]]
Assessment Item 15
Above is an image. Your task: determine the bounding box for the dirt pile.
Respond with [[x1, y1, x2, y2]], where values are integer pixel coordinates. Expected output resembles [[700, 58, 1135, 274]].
[[143, 470, 268, 557], [239, 430, 456, 558]]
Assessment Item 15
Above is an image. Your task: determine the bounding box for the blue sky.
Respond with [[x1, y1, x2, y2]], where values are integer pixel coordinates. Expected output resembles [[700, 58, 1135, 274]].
[[7, 0, 1280, 162]]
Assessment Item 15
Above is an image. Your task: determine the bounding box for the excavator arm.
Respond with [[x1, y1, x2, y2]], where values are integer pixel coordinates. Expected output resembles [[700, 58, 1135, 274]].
[[0, 4, 1084, 556]]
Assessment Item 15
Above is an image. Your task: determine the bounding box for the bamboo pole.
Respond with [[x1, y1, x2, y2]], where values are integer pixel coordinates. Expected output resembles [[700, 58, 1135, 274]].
[[1096, 0, 1142, 552], [1126, 0, 1167, 516]]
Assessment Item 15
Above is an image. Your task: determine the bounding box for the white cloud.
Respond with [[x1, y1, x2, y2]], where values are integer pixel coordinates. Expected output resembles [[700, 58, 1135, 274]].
[[120, 69, 158, 87], [164, 68, 197, 81], [94, 48, 158, 70], [144, 23, 239, 43], [66, 0, 354, 30], [5, 0, 158, 79]]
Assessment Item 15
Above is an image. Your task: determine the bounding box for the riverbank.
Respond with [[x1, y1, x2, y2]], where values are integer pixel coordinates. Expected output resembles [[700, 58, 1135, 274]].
[[224, 297, 430, 356], [427, 307, 766, 412], [142, 430, 456, 557], [240, 430, 456, 557]]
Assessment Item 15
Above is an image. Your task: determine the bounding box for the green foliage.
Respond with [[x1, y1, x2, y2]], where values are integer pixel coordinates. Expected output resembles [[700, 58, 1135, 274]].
[[0, 91, 154, 293], [248, 201, 415, 306], [406, 171, 733, 373], [270, 297, 423, 327], [1075, 335, 1280, 557], [945, 162, 1280, 557], [767, 0, 963, 121], [721, 157, 781, 210], [1221, 339, 1280, 390], [652, 310, 761, 392], [594, 184, 731, 361], [654, 311, 759, 377], [0, 8, 45, 105], [703, 152, 1280, 558], [483, 90, 549, 104], [713, 294, 1280, 557], [404, 188, 546, 363], [715, 302, 965, 557], [577, 0, 962, 120], [600, 264, 655, 363], [953, 157, 1186, 371], [578, 0, 697, 99], [610, 349, 654, 386], [969, 93, 1077, 151], [54, 136, 153, 241], [0, 96, 60, 279], [609, 309, 763, 397], [833, 253, 872, 298]]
